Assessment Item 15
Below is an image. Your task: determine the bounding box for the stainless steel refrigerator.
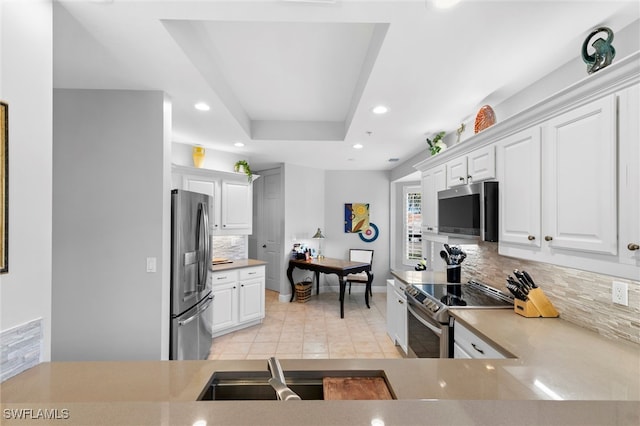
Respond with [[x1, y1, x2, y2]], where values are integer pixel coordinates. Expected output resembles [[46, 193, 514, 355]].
[[170, 189, 213, 360]]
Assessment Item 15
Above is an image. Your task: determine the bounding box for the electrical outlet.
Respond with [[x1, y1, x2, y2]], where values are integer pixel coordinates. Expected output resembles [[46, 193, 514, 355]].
[[612, 281, 628, 306]]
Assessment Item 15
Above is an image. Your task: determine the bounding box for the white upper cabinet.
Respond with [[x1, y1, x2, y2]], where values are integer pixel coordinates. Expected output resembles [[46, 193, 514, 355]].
[[541, 95, 617, 255], [497, 127, 541, 247], [421, 164, 447, 235], [221, 180, 252, 231], [618, 84, 640, 266], [415, 53, 638, 280], [445, 156, 468, 187], [446, 145, 495, 187], [172, 164, 254, 235], [182, 175, 220, 232]]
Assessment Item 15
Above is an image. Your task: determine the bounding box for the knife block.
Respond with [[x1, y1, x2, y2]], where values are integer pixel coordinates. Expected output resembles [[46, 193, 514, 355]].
[[514, 288, 559, 318]]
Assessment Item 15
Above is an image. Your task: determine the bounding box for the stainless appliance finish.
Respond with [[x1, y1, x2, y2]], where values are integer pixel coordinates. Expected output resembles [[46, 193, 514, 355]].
[[405, 280, 513, 358], [437, 181, 499, 241], [170, 189, 213, 360]]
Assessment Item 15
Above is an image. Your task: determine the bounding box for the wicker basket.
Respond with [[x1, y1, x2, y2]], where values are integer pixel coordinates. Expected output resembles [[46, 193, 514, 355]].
[[295, 281, 313, 303]]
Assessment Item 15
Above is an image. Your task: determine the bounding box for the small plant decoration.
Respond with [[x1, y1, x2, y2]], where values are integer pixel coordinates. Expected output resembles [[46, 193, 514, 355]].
[[426, 131, 447, 156], [234, 160, 253, 182]]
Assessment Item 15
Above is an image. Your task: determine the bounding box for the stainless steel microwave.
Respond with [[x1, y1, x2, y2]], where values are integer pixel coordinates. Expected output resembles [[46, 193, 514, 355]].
[[437, 182, 498, 242]]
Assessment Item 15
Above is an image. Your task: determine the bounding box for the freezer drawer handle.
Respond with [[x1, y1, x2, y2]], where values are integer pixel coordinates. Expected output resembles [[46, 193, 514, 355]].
[[178, 296, 214, 327], [471, 343, 485, 355]]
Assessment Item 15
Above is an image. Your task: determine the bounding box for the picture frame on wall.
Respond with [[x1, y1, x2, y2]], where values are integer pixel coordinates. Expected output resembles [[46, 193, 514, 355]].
[[0, 101, 8, 274]]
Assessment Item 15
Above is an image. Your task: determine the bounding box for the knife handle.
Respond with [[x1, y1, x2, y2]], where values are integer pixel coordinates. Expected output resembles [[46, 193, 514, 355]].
[[522, 270, 537, 288]]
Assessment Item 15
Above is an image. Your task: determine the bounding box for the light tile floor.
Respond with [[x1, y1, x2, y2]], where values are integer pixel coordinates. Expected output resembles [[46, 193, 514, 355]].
[[208, 288, 405, 360]]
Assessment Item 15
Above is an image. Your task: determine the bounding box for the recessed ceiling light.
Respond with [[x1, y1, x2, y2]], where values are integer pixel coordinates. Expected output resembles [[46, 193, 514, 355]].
[[234, 142, 245, 147], [194, 102, 210, 111], [432, 0, 461, 9], [372, 105, 388, 115], [353, 144, 364, 149]]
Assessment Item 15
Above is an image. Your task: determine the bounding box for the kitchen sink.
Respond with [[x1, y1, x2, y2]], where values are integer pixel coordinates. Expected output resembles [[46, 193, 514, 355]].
[[197, 369, 394, 401]]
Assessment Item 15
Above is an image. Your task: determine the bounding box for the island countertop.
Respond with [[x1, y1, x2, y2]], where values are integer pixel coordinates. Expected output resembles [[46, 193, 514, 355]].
[[2, 310, 639, 425]]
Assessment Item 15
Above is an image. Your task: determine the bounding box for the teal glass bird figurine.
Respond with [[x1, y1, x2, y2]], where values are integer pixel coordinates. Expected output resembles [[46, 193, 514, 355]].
[[581, 27, 615, 74]]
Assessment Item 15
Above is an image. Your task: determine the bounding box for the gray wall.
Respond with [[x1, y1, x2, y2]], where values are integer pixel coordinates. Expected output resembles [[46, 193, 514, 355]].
[[323, 170, 391, 289], [52, 89, 170, 361]]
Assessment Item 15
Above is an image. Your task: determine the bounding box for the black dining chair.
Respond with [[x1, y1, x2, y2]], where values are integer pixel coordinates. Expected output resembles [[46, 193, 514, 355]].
[[345, 249, 374, 296]]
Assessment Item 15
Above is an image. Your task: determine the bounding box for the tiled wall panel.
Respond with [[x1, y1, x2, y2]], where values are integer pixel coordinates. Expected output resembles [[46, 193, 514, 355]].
[[0, 318, 43, 382], [461, 242, 640, 344]]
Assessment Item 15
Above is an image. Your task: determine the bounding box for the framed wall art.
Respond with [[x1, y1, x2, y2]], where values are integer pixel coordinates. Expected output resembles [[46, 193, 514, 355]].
[[1, 101, 7, 273]]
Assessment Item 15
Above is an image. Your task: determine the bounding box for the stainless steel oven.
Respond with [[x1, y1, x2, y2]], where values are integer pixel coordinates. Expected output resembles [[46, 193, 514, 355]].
[[405, 280, 513, 358], [406, 297, 450, 358]]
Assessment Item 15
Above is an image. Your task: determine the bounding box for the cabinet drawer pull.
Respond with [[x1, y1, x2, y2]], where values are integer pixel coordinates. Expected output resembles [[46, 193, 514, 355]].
[[628, 243, 640, 251], [528, 235, 535, 241], [471, 343, 485, 355], [544, 236, 553, 242], [217, 276, 227, 280]]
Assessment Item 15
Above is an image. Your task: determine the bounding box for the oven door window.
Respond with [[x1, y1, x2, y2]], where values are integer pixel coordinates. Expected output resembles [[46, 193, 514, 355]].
[[407, 304, 448, 358]]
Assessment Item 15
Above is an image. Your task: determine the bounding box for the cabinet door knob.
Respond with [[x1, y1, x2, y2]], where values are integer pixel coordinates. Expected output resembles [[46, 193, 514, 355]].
[[628, 243, 640, 251], [544, 236, 553, 242], [528, 235, 536, 241], [459, 177, 465, 181], [262, 244, 267, 248]]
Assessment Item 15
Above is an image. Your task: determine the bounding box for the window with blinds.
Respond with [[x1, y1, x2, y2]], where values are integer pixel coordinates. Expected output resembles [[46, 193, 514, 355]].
[[404, 186, 422, 262]]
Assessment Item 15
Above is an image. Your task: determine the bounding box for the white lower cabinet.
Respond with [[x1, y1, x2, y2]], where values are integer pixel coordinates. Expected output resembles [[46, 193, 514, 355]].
[[453, 321, 507, 359], [211, 266, 265, 337], [386, 279, 408, 355]]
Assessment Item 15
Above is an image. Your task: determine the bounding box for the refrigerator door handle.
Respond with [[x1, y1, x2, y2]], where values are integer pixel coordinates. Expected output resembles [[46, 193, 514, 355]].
[[202, 203, 211, 288], [178, 295, 214, 327], [196, 202, 210, 292]]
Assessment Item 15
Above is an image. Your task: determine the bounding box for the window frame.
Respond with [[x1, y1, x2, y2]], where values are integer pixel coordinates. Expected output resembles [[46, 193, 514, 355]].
[[402, 185, 422, 266]]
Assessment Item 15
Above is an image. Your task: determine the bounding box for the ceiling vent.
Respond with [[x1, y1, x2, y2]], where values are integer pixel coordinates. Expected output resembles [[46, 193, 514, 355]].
[[283, 0, 338, 4]]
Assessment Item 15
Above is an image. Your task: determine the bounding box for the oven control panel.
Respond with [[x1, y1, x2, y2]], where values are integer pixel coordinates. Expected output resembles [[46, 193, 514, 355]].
[[405, 285, 441, 313]]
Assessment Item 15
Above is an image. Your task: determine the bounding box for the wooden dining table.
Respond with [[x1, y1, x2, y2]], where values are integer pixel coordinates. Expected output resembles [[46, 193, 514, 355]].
[[286, 257, 373, 318]]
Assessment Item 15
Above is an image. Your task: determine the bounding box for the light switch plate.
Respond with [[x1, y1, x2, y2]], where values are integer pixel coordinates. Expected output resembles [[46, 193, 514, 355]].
[[146, 257, 157, 273]]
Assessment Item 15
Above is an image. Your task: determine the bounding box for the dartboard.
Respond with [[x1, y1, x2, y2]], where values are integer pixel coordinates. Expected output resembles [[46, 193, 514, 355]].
[[359, 222, 379, 243]]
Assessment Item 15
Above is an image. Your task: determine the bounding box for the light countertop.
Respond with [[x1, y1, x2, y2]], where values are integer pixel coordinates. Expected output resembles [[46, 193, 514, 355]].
[[211, 258, 266, 272], [2, 304, 639, 425]]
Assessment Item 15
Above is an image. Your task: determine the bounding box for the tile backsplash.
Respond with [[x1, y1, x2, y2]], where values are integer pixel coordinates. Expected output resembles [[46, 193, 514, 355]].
[[1, 318, 43, 383], [461, 242, 640, 345], [212, 235, 248, 260]]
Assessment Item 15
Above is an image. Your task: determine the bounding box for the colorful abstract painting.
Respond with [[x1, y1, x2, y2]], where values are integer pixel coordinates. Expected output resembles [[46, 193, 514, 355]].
[[344, 203, 369, 233]]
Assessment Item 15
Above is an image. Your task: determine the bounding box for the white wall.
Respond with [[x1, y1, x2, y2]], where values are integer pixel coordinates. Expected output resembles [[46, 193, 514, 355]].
[[283, 163, 325, 296], [52, 89, 170, 361], [324, 170, 390, 289], [391, 18, 640, 182], [0, 0, 53, 362], [172, 141, 245, 173]]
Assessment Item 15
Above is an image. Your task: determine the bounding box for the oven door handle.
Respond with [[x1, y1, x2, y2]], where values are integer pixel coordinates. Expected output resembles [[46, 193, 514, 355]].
[[407, 304, 443, 336]]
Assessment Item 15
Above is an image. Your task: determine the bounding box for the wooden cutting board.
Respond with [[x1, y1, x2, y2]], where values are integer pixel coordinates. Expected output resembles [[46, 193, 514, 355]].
[[322, 377, 393, 400]]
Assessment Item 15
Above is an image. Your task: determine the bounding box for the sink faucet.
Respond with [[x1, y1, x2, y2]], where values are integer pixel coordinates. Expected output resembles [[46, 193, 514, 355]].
[[267, 357, 301, 401]]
